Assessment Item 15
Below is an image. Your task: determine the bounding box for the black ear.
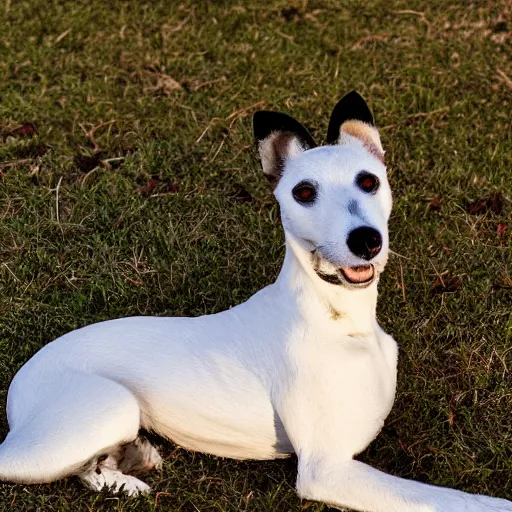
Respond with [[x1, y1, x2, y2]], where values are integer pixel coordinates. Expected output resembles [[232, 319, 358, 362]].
[[326, 91, 374, 145], [253, 111, 316, 149], [253, 111, 316, 186]]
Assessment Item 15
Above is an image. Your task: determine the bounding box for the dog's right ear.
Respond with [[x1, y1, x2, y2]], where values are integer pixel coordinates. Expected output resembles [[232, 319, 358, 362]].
[[253, 111, 316, 186], [326, 91, 384, 162]]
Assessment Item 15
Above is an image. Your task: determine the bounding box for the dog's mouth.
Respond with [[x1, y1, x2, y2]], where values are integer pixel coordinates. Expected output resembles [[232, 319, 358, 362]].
[[339, 265, 375, 284], [310, 247, 379, 288], [315, 264, 375, 288]]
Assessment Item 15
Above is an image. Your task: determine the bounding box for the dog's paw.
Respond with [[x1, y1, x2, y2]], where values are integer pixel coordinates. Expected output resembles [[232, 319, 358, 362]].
[[115, 475, 151, 496], [426, 488, 512, 512], [437, 492, 512, 512], [81, 467, 151, 496]]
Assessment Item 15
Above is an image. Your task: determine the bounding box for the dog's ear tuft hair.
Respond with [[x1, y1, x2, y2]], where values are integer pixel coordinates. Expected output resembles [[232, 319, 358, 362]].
[[253, 111, 316, 186], [327, 91, 384, 162]]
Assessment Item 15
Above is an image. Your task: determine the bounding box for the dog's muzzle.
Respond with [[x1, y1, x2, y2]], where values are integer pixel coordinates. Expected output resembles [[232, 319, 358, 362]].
[[311, 250, 377, 288]]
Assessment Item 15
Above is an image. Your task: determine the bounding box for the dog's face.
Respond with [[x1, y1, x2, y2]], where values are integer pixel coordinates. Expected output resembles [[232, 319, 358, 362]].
[[254, 92, 392, 289]]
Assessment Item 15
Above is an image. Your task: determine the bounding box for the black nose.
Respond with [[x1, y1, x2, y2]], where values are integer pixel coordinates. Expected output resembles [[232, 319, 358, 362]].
[[347, 227, 382, 260]]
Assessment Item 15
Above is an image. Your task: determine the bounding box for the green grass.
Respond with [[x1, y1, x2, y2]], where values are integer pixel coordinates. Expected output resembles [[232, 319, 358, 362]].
[[0, 0, 511, 510]]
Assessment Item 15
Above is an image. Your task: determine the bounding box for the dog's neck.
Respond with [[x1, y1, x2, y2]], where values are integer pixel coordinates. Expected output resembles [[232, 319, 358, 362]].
[[274, 233, 379, 335]]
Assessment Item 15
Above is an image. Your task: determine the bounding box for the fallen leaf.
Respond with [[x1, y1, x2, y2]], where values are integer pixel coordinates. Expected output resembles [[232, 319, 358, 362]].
[[139, 178, 160, 196], [156, 73, 183, 92], [494, 272, 512, 289], [122, 274, 143, 286], [139, 176, 179, 196], [4, 122, 38, 139], [145, 71, 183, 95], [166, 181, 180, 193], [497, 223, 508, 238], [432, 276, 461, 293], [488, 192, 503, 214], [466, 192, 503, 215], [428, 196, 441, 211]]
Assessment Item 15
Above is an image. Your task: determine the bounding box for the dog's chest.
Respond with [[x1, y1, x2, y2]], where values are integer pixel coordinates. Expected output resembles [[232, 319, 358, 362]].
[[289, 329, 397, 457]]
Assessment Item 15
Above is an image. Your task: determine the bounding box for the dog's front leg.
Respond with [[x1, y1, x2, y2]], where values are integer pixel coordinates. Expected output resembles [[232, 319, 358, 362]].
[[296, 456, 512, 512], [277, 376, 512, 512]]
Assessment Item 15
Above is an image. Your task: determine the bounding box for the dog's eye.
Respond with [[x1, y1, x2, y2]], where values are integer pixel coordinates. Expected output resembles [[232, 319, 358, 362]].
[[356, 172, 379, 193], [292, 181, 317, 204]]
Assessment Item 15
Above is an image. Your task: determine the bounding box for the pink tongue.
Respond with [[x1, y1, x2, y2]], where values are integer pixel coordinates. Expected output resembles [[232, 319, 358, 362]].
[[342, 265, 374, 283]]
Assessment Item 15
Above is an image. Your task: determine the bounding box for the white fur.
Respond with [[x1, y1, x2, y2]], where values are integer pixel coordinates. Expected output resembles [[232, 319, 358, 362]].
[[81, 467, 150, 496], [0, 130, 510, 512]]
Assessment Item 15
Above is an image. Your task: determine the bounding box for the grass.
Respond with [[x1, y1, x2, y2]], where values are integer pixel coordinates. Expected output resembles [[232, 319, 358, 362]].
[[0, 0, 511, 510]]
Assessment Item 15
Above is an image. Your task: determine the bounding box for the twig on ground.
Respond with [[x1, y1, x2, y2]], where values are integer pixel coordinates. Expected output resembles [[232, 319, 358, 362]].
[[352, 34, 390, 49], [0, 158, 34, 169], [54, 28, 71, 44], [428, 259, 447, 288], [53, 176, 63, 224], [496, 68, 512, 90], [398, 257, 406, 301], [196, 118, 223, 143], [2, 263, 20, 282], [389, 249, 411, 260], [79, 120, 117, 150], [225, 100, 266, 122], [275, 29, 295, 42], [191, 76, 227, 91], [393, 10, 431, 38]]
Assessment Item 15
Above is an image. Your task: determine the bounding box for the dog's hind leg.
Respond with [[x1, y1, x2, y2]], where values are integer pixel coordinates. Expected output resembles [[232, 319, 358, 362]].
[[0, 370, 143, 492]]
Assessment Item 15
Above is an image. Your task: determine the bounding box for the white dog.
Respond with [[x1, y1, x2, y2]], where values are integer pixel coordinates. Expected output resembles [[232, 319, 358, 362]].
[[0, 92, 510, 512]]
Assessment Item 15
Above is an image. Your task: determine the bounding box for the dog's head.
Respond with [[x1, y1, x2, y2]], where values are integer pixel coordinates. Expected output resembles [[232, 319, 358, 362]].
[[253, 91, 392, 289]]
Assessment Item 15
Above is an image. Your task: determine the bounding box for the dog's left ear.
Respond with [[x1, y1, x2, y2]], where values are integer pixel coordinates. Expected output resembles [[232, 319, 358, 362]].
[[253, 111, 316, 186], [326, 91, 384, 162]]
